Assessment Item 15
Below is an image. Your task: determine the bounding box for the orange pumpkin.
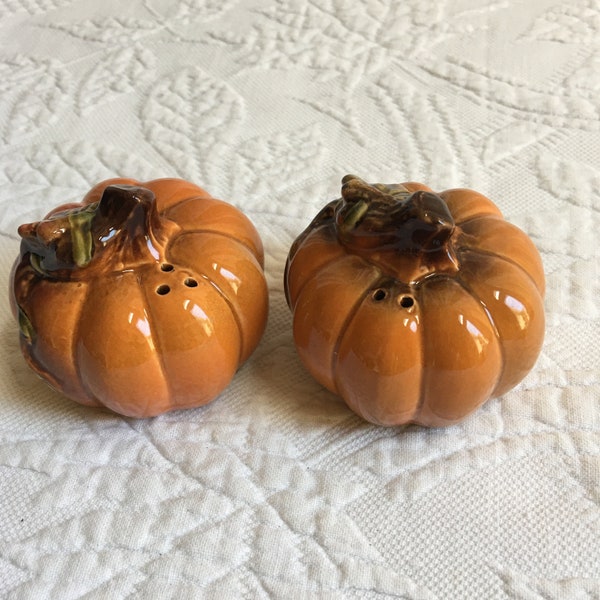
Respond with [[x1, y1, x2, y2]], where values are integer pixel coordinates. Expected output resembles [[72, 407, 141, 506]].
[[284, 175, 545, 427], [11, 178, 268, 417]]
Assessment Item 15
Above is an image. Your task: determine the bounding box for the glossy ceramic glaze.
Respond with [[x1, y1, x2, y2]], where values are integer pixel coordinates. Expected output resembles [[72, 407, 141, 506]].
[[284, 175, 545, 427], [11, 178, 268, 417]]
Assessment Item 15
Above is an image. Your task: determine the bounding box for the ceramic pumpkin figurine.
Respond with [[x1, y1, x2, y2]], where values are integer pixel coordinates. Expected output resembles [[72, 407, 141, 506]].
[[284, 175, 545, 427], [11, 178, 268, 417]]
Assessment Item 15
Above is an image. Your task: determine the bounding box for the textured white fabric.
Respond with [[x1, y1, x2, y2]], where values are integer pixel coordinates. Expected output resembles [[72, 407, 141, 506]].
[[1, 1, 599, 598]]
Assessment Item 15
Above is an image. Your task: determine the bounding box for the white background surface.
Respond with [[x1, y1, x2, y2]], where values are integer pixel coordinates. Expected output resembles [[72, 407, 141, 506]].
[[1, 1, 599, 598]]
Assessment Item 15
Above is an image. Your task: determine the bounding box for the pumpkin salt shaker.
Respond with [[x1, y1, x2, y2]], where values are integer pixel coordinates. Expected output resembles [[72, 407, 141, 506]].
[[10, 178, 268, 417], [284, 175, 545, 427]]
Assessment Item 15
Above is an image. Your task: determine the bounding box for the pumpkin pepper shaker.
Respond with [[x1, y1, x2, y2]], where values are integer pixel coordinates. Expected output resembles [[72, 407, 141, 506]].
[[284, 175, 545, 427], [10, 178, 268, 417]]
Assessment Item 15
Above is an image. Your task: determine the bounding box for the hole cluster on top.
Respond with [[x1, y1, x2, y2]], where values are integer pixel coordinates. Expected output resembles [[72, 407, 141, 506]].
[[155, 263, 198, 295]]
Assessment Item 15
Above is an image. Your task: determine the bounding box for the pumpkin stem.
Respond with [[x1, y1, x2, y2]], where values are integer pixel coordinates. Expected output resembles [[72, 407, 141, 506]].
[[95, 184, 156, 246], [400, 190, 455, 252], [341, 174, 411, 203], [18, 185, 159, 276], [336, 175, 459, 277]]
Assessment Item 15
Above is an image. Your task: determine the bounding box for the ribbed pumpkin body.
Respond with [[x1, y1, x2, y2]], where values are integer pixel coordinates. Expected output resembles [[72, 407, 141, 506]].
[[11, 178, 268, 417], [284, 176, 545, 427]]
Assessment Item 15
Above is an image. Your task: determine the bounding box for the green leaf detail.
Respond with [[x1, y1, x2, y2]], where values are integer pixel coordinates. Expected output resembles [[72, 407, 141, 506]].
[[18, 308, 35, 344], [68, 207, 95, 267]]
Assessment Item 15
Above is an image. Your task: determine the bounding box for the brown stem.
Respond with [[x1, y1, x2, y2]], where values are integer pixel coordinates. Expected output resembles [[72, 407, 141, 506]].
[[18, 184, 161, 277], [335, 175, 459, 276]]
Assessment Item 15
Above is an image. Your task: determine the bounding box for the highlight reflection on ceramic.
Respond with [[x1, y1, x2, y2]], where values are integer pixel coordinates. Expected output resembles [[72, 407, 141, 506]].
[[284, 175, 545, 427], [10, 178, 268, 417]]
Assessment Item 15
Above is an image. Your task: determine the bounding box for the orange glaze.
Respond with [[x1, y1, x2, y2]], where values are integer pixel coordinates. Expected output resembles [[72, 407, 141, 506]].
[[284, 175, 545, 427], [11, 178, 268, 417]]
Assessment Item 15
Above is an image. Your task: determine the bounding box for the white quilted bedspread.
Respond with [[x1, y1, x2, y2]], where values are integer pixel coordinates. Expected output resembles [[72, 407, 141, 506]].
[[1, 1, 599, 598]]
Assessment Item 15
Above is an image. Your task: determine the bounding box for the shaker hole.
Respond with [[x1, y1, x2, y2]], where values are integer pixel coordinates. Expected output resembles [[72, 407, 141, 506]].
[[160, 263, 174, 272], [372, 289, 387, 302], [184, 278, 198, 288], [156, 284, 171, 295], [399, 296, 414, 308]]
